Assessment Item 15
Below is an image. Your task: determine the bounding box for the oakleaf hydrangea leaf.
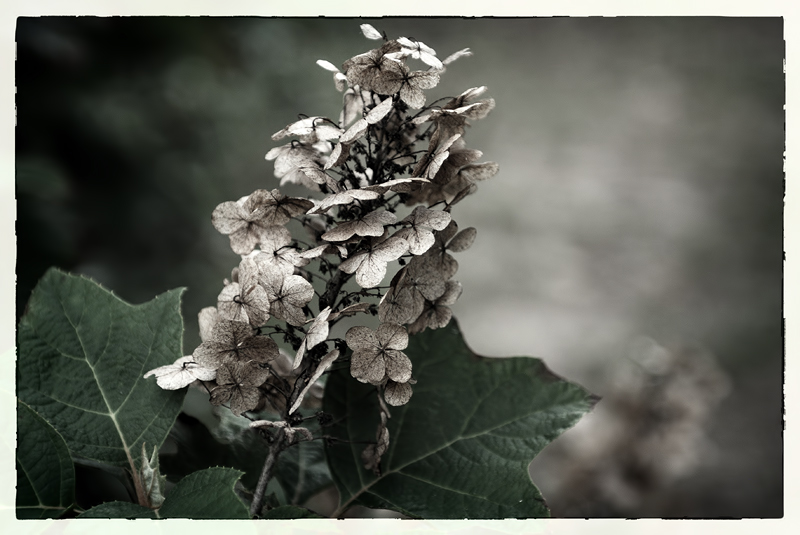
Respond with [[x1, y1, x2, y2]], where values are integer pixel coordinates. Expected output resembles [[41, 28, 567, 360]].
[[80, 467, 249, 519], [324, 319, 596, 518], [158, 467, 249, 518], [16, 401, 75, 519], [17, 268, 186, 476]]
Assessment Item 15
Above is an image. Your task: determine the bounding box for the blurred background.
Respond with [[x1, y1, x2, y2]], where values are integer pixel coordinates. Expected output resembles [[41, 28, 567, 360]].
[[15, 17, 783, 517]]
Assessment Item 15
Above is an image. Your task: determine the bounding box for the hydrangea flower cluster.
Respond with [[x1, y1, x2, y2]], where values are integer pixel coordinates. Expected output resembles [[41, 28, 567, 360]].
[[145, 24, 497, 477]]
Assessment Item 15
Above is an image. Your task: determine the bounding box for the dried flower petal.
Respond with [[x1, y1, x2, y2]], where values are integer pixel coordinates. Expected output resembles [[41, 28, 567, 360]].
[[442, 48, 472, 66], [447, 227, 477, 252], [193, 320, 279, 370], [396, 36, 443, 70], [211, 359, 270, 416], [309, 188, 381, 214], [339, 234, 408, 288], [260, 268, 315, 326], [360, 24, 383, 40], [289, 349, 339, 414], [292, 307, 332, 369], [198, 306, 219, 343], [144, 356, 216, 390], [217, 258, 270, 327], [321, 209, 396, 242], [384, 379, 413, 406], [347, 323, 411, 385]]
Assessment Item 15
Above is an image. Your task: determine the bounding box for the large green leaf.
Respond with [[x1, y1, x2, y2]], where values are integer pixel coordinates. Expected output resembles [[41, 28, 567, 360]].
[[17, 268, 186, 475], [161, 401, 332, 506], [16, 401, 75, 519], [158, 467, 249, 518], [323, 319, 596, 519], [80, 467, 249, 518]]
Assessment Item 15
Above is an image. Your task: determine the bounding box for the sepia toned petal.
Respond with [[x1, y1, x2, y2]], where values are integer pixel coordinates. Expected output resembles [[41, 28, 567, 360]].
[[438, 280, 463, 306], [377, 322, 409, 350], [362, 177, 430, 195], [360, 23, 383, 40], [339, 118, 368, 144], [447, 227, 477, 252], [228, 226, 261, 256], [378, 285, 417, 325], [240, 333, 280, 364], [458, 161, 499, 182], [198, 306, 219, 343], [324, 141, 350, 170], [354, 253, 389, 288], [399, 84, 425, 109], [365, 97, 393, 124], [212, 201, 248, 235], [442, 48, 472, 66], [383, 349, 412, 383], [350, 348, 386, 384], [292, 307, 331, 369], [228, 387, 262, 416], [338, 251, 367, 276], [346, 325, 379, 351], [394, 226, 434, 256], [317, 59, 339, 72], [384, 380, 413, 406], [289, 349, 339, 414]]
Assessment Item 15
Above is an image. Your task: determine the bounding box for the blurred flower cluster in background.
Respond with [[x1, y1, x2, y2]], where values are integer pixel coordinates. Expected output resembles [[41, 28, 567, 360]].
[[15, 17, 783, 517]]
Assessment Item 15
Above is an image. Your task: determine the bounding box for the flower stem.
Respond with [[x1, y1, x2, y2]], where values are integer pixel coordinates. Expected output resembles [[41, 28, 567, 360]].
[[249, 427, 287, 518]]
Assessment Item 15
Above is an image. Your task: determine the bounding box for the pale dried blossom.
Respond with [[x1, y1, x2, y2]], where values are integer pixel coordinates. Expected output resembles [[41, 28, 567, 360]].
[[210, 359, 271, 416], [343, 47, 405, 96], [292, 307, 332, 369], [144, 356, 216, 390], [339, 233, 409, 289], [441, 48, 473, 66], [339, 96, 394, 144], [412, 133, 462, 180], [251, 225, 307, 276], [316, 59, 348, 92], [272, 116, 342, 142], [212, 194, 286, 256], [414, 220, 476, 280], [392, 36, 443, 70], [259, 267, 315, 327], [198, 306, 219, 342], [265, 142, 321, 179], [321, 209, 396, 242], [407, 280, 463, 335], [308, 188, 381, 215], [347, 323, 412, 385], [193, 25, 493, 453], [393, 206, 452, 255], [360, 23, 384, 41], [384, 378, 415, 407], [217, 258, 270, 327], [289, 348, 339, 414], [193, 319, 279, 370], [298, 243, 348, 261]]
